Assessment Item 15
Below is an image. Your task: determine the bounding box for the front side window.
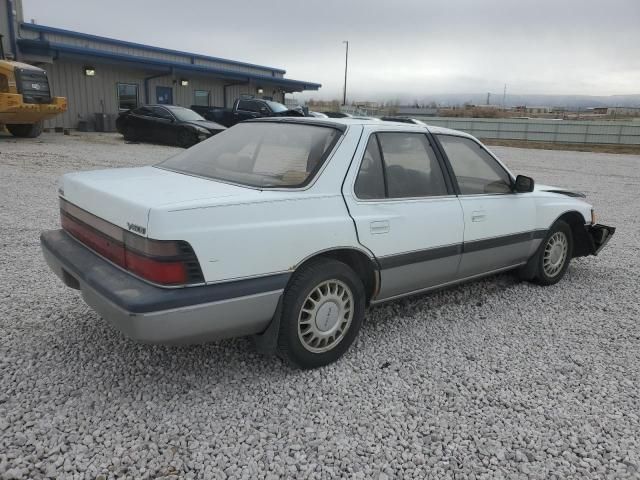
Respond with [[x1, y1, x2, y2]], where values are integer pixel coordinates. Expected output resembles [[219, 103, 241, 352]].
[[437, 135, 512, 195], [117, 83, 138, 111], [378, 132, 448, 198], [194, 90, 209, 106], [158, 122, 341, 188]]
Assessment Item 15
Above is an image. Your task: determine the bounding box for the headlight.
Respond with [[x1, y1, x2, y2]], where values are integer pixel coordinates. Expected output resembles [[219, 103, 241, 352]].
[[193, 126, 210, 135]]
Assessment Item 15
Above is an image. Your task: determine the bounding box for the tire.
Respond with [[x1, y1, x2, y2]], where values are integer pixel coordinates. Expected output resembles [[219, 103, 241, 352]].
[[6, 121, 43, 138], [277, 258, 366, 369], [532, 220, 573, 286], [177, 129, 197, 148]]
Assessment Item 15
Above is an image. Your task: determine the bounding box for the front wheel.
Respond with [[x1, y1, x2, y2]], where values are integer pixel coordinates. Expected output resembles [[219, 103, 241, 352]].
[[6, 121, 43, 138], [177, 129, 197, 148], [533, 220, 573, 285], [277, 259, 366, 369]]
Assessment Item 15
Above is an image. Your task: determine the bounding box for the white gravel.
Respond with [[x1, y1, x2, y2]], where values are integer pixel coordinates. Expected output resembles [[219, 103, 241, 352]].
[[1, 132, 639, 479]]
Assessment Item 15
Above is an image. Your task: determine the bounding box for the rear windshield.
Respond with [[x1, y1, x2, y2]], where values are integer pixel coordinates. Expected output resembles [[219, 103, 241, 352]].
[[157, 122, 342, 188]]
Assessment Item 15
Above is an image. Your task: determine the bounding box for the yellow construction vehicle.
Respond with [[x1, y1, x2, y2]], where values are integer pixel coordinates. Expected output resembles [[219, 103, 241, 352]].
[[0, 34, 66, 137]]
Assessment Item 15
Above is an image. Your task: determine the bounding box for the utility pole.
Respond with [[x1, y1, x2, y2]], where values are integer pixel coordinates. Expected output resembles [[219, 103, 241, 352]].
[[342, 40, 349, 106], [502, 84, 507, 110]]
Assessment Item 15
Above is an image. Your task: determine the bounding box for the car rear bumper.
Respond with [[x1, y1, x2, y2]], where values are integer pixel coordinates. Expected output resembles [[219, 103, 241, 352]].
[[587, 224, 615, 255], [40, 230, 287, 344]]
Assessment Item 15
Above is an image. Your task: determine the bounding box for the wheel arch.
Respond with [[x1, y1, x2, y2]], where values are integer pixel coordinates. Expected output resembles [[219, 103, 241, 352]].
[[292, 247, 379, 304], [553, 210, 592, 258]]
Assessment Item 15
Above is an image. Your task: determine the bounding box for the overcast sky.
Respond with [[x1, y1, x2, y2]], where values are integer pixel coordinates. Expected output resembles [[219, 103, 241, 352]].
[[22, 0, 640, 101]]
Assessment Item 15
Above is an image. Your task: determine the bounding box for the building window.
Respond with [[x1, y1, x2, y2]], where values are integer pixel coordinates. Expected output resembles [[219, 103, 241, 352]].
[[117, 83, 138, 111], [193, 90, 209, 107]]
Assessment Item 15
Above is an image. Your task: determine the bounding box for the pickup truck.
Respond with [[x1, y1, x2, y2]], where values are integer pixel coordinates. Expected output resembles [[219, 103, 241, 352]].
[[191, 98, 304, 128]]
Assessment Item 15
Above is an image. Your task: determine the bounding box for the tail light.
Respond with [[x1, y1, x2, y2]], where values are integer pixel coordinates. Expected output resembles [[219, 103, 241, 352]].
[[60, 199, 204, 286]]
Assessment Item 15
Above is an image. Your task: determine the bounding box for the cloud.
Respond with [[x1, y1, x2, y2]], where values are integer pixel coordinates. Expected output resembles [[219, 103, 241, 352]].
[[22, 0, 640, 100]]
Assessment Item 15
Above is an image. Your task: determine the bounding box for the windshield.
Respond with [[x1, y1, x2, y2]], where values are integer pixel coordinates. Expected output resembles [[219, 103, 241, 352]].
[[167, 107, 206, 122], [265, 100, 288, 113], [157, 122, 342, 188]]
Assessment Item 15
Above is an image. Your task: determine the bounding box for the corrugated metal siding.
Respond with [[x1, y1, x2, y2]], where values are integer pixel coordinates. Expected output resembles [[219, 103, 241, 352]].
[[44, 60, 147, 129], [43, 60, 270, 129], [415, 117, 640, 145], [0, 0, 15, 57]]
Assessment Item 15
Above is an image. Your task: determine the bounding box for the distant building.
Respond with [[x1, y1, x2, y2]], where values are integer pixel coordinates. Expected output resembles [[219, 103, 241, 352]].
[[513, 105, 552, 114], [606, 107, 640, 116], [396, 106, 438, 116], [526, 106, 552, 114]]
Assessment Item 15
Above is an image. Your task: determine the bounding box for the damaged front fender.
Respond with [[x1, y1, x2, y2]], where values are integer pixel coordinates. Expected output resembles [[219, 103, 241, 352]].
[[586, 224, 616, 256]]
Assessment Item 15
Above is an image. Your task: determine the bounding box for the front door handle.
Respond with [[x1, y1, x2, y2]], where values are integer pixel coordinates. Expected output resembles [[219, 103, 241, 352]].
[[370, 220, 390, 234], [471, 210, 487, 222]]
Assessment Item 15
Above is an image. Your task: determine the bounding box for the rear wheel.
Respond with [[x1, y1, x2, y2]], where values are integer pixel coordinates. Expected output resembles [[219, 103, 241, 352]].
[[533, 220, 573, 285], [7, 121, 43, 138], [277, 259, 365, 369]]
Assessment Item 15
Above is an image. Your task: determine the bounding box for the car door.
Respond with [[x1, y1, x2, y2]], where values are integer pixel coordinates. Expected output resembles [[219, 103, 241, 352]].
[[127, 106, 155, 140], [343, 128, 464, 300], [435, 134, 538, 277], [150, 106, 177, 144], [234, 100, 260, 123]]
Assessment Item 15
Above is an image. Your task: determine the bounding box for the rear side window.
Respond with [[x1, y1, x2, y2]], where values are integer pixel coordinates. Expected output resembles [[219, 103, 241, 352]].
[[158, 122, 341, 188], [354, 132, 449, 199], [378, 132, 448, 198], [354, 136, 385, 199], [437, 135, 512, 194], [238, 100, 262, 112], [152, 107, 173, 120]]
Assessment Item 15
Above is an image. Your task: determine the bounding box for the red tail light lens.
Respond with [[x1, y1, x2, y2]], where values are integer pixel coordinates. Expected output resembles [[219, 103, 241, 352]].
[[60, 200, 203, 286], [124, 251, 188, 285]]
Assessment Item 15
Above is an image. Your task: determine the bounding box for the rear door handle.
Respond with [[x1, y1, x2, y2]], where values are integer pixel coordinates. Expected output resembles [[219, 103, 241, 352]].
[[370, 220, 390, 234], [471, 210, 487, 222]]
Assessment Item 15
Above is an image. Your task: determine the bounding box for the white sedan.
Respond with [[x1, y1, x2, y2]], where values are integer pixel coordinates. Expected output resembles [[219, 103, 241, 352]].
[[41, 118, 614, 369]]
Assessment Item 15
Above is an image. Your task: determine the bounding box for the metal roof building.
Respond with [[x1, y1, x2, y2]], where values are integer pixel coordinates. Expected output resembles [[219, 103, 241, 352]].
[[1, 0, 320, 129]]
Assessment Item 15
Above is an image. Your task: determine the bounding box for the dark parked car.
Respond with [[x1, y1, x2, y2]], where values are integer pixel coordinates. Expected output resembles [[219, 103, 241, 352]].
[[381, 116, 428, 126], [191, 98, 304, 128], [322, 111, 352, 118], [116, 105, 226, 148]]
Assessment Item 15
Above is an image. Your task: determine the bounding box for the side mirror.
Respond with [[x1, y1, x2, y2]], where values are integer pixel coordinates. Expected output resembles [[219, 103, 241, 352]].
[[514, 175, 535, 193], [259, 107, 269, 115]]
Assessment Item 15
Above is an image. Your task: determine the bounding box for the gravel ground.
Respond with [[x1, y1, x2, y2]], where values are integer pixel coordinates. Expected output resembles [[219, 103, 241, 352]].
[[1, 132, 639, 479]]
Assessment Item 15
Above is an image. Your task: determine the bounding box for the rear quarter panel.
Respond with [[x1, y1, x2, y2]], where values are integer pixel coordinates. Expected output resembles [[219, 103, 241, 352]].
[[148, 194, 362, 283], [147, 124, 366, 283]]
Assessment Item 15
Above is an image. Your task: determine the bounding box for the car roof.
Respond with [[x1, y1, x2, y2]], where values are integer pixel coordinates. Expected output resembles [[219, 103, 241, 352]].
[[142, 104, 189, 110], [247, 116, 473, 138]]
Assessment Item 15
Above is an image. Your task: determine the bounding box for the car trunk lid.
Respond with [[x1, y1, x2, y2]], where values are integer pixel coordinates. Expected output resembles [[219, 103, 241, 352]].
[[60, 166, 252, 235]]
